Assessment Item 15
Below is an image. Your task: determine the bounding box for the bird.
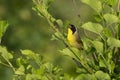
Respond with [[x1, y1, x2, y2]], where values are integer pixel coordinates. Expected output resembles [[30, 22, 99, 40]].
[[67, 24, 83, 49]]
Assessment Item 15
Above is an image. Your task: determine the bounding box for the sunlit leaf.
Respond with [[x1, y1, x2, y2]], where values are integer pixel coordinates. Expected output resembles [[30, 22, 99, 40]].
[[25, 73, 42, 80], [107, 37, 120, 47], [108, 51, 112, 60], [75, 74, 96, 80], [21, 50, 42, 68], [103, 28, 112, 37], [99, 59, 106, 68], [51, 34, 58, 40], [108, 60, 115, 73], [26, 74, 35, 80], [0, 46, 13, 60], [60, 48, 76, 59], [107, 51, 115, 73], [56, 19, 63, 28], [21, 50, 34, 56], [51, 31, 64, 41], [92, 41, 103, 53], [104, 14, 118, 25], [63, 73, 74, 80], [32, 65, 45, 75], [95, 71, 111, 80], [52, 65, 62, 74], [94, 15, 102, 22], [36, 0, 54, 7], [80, 0, 102, 13], [32, 0, 55, 22], [59, 47, 80, 61], [107, 0, 117, 7], [76, 68, 87, 74], [16, 58, 28, 66], [15, 65, 25, 75], [82, 38, 92, 50], [81, 22, 103, 34], [0, 20, 9, 43], [51, 32, 61, 40]]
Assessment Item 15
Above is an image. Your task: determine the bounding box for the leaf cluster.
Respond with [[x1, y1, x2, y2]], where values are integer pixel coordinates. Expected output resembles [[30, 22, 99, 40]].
[[32, 0, 120, 79], [0, 0, 120, 80]]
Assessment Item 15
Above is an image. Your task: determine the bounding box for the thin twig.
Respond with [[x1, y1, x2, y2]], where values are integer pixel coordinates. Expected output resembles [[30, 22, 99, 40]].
[[0, 62, 12, 68], [1, 56, 16, 72], [117, 0, 120, 12], [72, 0, 79, 16]]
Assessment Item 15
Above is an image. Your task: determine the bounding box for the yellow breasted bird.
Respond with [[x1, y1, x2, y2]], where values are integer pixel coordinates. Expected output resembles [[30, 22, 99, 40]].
[[67, 24, 83, 49]]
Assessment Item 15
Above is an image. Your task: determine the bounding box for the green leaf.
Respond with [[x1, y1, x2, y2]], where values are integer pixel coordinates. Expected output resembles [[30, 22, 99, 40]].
[[99, 59, 106, 68], [59, 48, 76, 59], [26, 74, 35, 80], [56, 19, 63, 28], [92, 41, 103, 53], [107, 37, 120, 47], [81, 22, 103, 34], [62, 73, 73, 80], [51, 34, 58, 40], [95, 71, 111, 80], [94, 15, 102, 22], [0, 46, 13, 60], [82, 38, 92, 50], [80, 0, 102, 13], [21, 50, 41, 61], [32, 65, 45, 75], [108, 60, 115, 73], [103, 28, 112, 37], [25, 73, 42, 80], [108, 51, 112, 60], [75, 74, 96, 80], [107, 0, 117, 7], [15, 65, 25, 75], [21, 50, 42, 68], [21, 50, 34, 56], [16, 57, 28, 66], [103, 14, 118, 25], [107, 51, 115, 73], [0, 20, 9, 43], [42, 0, 54, 7], [76, 68, 87, 74], [33, 0, 53, 9], [44, 63, 53, 73], [51, 31, 64, 40], [51, 32, 60, 40], [32, 0, 55, 20], [59, 47, 80, 61]]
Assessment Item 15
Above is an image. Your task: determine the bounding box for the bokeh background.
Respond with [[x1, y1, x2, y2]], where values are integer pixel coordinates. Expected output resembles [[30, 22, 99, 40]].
[[0, 0, 94, 79]]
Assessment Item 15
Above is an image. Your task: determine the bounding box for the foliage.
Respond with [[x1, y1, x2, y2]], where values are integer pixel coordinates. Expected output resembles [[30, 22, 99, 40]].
[[0, 21, 63, 80], [32, 0, 120, 79], [0, 0, 120, 80]]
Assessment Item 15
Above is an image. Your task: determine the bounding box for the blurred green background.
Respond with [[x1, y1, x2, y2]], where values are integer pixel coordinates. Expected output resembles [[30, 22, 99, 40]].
[[0, 0, 94, 79]]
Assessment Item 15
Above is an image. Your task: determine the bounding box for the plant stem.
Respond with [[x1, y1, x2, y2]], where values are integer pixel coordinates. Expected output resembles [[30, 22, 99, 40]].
[[68, 47, 94, 74], [6, 59, 16, 72], [33, 0, 94, 74], [2, 56, 16, 73], [54, 31, 94, 74], [117, 0, 120, 12], [100, 53, 109, 72], [0, 62, 12, 68]]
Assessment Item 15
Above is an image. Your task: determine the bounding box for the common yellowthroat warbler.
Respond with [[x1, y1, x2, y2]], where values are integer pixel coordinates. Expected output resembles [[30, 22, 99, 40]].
[[67, 24, 83, 49]]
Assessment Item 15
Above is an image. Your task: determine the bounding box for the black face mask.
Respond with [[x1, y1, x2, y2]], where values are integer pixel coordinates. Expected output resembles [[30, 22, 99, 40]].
[[69, 24, 76, 34]]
